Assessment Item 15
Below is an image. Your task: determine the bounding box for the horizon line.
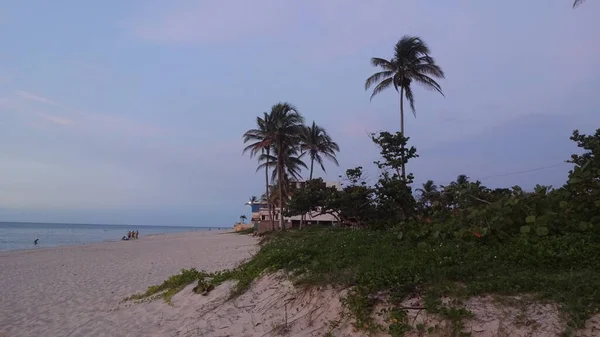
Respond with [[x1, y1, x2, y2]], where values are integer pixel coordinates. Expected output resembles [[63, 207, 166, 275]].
[[0, 221, 217, 228]]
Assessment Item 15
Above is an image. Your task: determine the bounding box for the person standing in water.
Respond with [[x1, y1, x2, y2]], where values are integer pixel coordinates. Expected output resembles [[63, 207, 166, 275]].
[[34, 239, 39, 245]]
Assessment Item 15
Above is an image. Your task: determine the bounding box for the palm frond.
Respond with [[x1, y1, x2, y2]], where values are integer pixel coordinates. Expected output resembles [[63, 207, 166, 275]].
[[366, 34, 445, 125], [404, 85, 416, 116], [369, 77, 395, 101], [370, 57, 395, 70], [365, 70, 394, 90], [299, 121, 340, 178], [412, 73, 444, 96], [414, 62, 445, 78]]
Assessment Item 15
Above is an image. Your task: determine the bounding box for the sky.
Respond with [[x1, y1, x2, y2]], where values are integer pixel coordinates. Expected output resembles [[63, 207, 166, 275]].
[[0, 0, 599, 226]]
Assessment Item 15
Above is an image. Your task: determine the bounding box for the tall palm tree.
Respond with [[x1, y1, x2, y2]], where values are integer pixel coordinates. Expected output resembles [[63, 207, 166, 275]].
[[300, 121, 340, 180], [365, 35, 445, 180], [269, 102, 305, 230], [239, 215, 247, 223], [257, 145, 307, 184], [258, 145, 307, 229], [417, 180, 439, 206], [243, 112, 276, 230]]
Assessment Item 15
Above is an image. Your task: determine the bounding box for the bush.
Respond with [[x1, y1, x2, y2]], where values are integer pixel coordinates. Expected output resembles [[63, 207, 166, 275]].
[[235, 226, 600, 330]]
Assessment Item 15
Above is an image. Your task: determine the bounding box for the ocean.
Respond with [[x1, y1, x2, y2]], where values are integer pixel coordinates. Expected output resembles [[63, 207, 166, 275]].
[[0, 222, 221, 252]]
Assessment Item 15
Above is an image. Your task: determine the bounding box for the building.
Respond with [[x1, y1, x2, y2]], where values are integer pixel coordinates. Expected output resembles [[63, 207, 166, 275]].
[[289, 180, 342, 191], [247, 201, 269, 222], [247, 180, 342, 233]]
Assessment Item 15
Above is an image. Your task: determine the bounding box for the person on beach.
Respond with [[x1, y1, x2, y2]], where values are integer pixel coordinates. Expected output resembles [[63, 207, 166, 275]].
[[34, 238, 39, 245], [135, 231, 139, 239], [127, 231, 132, 240]]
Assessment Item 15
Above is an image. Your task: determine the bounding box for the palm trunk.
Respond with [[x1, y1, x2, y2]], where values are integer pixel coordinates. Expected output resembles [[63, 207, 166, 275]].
[[301, 157, 314, 230], [277, 146, 285, 231], [265, 148, 274, 232], [399, 88, 407, 181]]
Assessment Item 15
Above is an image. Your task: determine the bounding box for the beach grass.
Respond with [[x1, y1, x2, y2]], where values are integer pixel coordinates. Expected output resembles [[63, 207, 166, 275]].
[[138, 225, 600, 334], [235, 227, 600, 333]]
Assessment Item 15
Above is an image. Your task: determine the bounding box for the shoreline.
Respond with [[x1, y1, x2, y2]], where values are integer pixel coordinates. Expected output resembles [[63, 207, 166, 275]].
[[0, 230, 257, 337], [0, 227, 232, 254]]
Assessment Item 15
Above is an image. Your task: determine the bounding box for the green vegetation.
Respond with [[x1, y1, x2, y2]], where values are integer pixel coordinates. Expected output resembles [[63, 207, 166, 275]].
[[125, 268, 208, 304], [125, 268, 239, 305], [236, 227, 599, 333], [242, 103, 340, 231], [131, 126, 600, 334], [234, 227, 255, 235], [132, 35, 599, 336], [365, 35, 444, 180], [299, 120, 340, 180], [281, 127, 600, 334]]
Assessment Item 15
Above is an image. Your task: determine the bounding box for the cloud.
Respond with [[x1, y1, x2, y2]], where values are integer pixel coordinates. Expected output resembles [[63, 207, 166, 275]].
[[132, 0, 292, 44], [130, 0, 477, 60], [15, 91, 59, 106], [2, 90, 164, 137], [0, 88, 255, 212], [131, 0, 421, 51], [36, 112, 73, 126], [131, 0, 599, 67]]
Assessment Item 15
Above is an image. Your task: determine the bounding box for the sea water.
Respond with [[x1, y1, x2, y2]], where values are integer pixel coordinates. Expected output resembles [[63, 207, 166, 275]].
[[0, 222, 219, 252]]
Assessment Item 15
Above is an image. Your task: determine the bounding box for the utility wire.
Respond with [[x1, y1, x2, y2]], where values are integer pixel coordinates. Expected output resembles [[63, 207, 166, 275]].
[[477, 162, 569, 181], [425, 162, 571, 188]]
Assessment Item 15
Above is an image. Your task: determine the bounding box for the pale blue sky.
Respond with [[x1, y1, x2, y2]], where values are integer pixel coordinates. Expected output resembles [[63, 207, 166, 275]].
[[0, 0, 598, 226]]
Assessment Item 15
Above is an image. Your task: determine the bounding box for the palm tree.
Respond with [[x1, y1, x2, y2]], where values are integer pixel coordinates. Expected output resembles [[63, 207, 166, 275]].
[[573, 0, 585, 8], [300, 121, 340, 180], [239, 215, 247, 223], [455, 174, 470, 187], [417, 180, 439, 206], [247, 195, 258, 205], [257, 144, 307, 183], [365, 35, 445, 180], [269, 102, 305, 230], [243, 112, 275, 230]]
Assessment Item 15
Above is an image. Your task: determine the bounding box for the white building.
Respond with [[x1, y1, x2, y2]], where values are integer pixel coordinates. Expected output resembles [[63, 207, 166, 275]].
[[289, 180, 342, 191], [251, 180, 343, 233], [284, 180, 342, 226]]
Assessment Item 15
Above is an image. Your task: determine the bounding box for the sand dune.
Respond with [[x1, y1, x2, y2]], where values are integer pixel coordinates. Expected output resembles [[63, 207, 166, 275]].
[[3, 230, 599, 337], [0, 231, 257, 337]]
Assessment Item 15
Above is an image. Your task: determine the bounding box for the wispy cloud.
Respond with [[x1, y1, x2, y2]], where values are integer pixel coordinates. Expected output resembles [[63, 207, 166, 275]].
[[36, 112, 73, 126], [131, 0, 598, 65], [130, 0, 467, 59], [15, 91, 59, 106], [2, 90, 165, 136], [132, 0, 291, 44]]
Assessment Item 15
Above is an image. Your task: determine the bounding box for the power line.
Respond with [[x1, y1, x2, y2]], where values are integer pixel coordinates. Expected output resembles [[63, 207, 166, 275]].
[[477, 162, 569, 181], [424, 162, 571, 188]]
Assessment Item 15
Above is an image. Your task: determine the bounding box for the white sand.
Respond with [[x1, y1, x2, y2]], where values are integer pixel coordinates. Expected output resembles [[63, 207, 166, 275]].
[[0, 231, 257, 337], [3, 231, 599, 337]]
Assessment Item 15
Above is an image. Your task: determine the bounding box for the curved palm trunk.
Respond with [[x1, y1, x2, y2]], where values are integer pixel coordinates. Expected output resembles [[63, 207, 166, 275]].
[[399, 88, 407, 181], [265, 148, 274, 231], [277, 146, 285, 231]]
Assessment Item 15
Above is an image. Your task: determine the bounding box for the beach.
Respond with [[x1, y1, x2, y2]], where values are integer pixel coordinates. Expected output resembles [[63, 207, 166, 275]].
[[0, 230, 257, 337]]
